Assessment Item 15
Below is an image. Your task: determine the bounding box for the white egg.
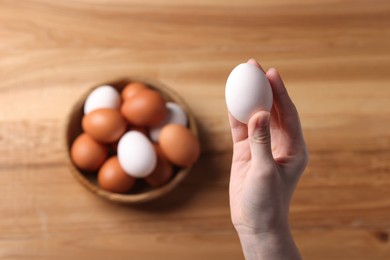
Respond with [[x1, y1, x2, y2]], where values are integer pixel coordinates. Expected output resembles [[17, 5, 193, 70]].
[[149, 102, 188, 142], [84, 85, 120, 114], [117, 131, 157, 178], [225, 63, 273, 124]]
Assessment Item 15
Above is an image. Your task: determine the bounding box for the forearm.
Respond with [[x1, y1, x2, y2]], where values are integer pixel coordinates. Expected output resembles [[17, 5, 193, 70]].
[[237, 228, 301, 260]]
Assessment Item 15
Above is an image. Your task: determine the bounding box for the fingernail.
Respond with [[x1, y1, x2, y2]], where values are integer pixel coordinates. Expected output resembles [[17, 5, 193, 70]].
[[247, 58, 257, 65]]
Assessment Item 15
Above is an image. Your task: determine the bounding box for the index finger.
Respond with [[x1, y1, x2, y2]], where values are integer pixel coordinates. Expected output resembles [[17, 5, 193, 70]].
[[266, 68, 303, 140]]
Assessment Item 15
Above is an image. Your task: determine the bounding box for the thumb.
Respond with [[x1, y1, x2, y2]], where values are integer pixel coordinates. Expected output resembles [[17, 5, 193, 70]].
[[248, 111, 274, 164]]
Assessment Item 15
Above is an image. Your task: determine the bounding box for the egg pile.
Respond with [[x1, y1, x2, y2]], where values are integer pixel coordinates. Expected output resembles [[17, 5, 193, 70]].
[[70, 83, 200, 194]]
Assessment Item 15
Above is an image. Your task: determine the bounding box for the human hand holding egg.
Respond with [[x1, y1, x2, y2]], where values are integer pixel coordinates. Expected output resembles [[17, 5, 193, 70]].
[[69, 81, 200, 197], [226, 59, 308, 259]]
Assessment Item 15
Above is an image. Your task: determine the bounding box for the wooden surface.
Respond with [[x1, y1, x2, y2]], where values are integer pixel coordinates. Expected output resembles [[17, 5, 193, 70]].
[[0, 0, 389, 259]]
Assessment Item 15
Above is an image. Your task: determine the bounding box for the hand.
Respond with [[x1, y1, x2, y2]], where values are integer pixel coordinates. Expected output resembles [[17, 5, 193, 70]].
[[228, 59, 309, 259]]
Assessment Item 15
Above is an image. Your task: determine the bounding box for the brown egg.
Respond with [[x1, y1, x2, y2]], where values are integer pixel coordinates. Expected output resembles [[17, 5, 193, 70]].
[[98, 156, 136, 193], [122, 82, 148, 100], [145, 144, 174, 187], [71, 133, 108, 171], [121, 90, 168, 127], [159, 124, 200, 167], [82, 108, 127, 143]]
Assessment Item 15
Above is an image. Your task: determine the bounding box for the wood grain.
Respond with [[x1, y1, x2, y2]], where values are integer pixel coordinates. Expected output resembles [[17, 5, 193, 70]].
[[0, 0, 389, 259]]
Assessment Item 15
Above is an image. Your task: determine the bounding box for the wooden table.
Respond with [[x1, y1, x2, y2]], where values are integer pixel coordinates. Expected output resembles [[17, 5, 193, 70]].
[[1, 0, 389, 259]]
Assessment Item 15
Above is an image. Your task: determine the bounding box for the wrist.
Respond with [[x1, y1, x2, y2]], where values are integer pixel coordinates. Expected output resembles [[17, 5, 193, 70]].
[[237, 224, 301, 260], [234, 219, 290, 237], [237, 223, 291, 247], [233, 211, 290, 237]]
